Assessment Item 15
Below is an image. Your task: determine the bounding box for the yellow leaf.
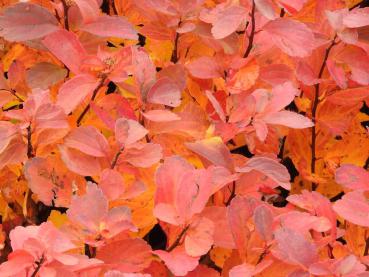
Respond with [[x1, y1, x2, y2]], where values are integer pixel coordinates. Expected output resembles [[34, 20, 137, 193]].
[[2, 44, 26, 71], [48, 210, 68, 228], [210, 247, 232, 268]]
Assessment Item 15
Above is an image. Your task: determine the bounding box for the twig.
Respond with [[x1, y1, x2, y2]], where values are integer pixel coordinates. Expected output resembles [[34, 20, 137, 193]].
[[111, 147, 124, 169], [225, 181, 236, 206], [243, 0, 256, 58], [31, 256, 45, 277], [171, 31, 180, 63], [60, 0, 70, 31], [364, 235, 369, 256], [166, 225, 190, 252], [76, 77, 106, 126], [311, 35, 337, 190], [27, 125, 34, 158], [1, 88, 23, 102]]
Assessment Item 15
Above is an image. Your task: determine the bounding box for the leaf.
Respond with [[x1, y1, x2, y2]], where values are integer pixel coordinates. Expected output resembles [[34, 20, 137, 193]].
[[253, 205, 274, 241], [186, 137, 234, 171], [64, 126, 109, 158], [263, 18, 316, 57], [142, 110, 181, 122], [59, 145, 101, 176], [326, 87, 369, 106], [74, 0, 100, 23], [43, 29, 88, 74], [335, 164, 369, 191], [26, 63, 67, 90], [273, 228, 318, 268], [263, 110, 314, 129], [115, 118, 148, 146], [186, 57, 223, 79], [0, 3, 59, 42], [154, 248, 199, 276], [97, 238, 152, 272], [67, 183, 108, 231], [333, 191, 369, 227], [211, 5, 247, 39], [185, 217, 214, 257], [236, 157, 291, 190], [80, 15, 138, 40], [343, 7, 369, 28], [146, 77, 182, 107]]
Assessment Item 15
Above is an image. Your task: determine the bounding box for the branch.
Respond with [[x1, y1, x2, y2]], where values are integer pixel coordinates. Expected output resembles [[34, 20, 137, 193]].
[[31, 256, 45, 277], [76, 77, 106, 126], [364, 236, 369, 256], [27, 125, 34, 158], [110, 147, 124, 169], [310, 36, 337, 190], [166, 225, 190, 252], [60, 0, 70, 30], [243, 0, 256, 58], [171, 32, 180, 63], [225, 181, 236, 206]]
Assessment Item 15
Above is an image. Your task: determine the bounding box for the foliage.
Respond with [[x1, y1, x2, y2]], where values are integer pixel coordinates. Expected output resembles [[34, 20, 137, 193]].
[[0, 0, 368, 276]]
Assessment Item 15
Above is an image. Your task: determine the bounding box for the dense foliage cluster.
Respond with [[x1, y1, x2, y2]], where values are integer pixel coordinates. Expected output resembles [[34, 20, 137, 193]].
[[0, 0, 368, 276]]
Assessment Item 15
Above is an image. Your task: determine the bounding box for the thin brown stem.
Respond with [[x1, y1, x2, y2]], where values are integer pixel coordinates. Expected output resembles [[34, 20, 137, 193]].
[[243, 0, 255, 58], [171, 32, 180, 63], [364, 236, 369, 256], [167, 225, 190, 252], [111, 147, 124, 169], [225, 181, 236, 206], [60, 0, 70, 31], [1, 88, 23, 102], [76, 77, 106, 126], [31, 256, 45, 277], [311, 36, 337, 190], [27, 125, 34, 158]]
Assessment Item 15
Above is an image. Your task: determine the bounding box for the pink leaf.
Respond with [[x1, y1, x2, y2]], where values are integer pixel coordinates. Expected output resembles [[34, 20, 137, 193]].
[[0, 250, 34, 276], [65, 126, 109, 158], [267, 82, 299, 113], [97, 238, 152, 272], [227, 196, 253, 258], [185, 217, 214, 257], [67, 183, 108, 231], [43, 29, 88, 74], [123, 143, 162, 168], [263, 18, 316, 57], [26, 62, 67, 90], [296, 61, 320, 85], [142, 110, 180, 122], [273, 228, 318, 268], [0, 3, 59, 42], [343, 7, 369, 28], [263, 110, 314, 129], [211, 5, 247, 39], [115, 118, 148, 146], [335, 164, 369, 191], [253, 205, 274, 241], [59, 145, 101, 176], [186, 137, 234, 171], [236, 156, 291, 190], [99, 168, 126, 200], [255, 0, 278, 20], [57, 74, 100, 114], [186, 57, 223, 79], [80, 15, 138, 40], [326, 59, 347, 89], [154, 248, 199, 276], [333, 191, 369, 227], [74, 0, 100, 23], [146, 77, 182, 107]]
